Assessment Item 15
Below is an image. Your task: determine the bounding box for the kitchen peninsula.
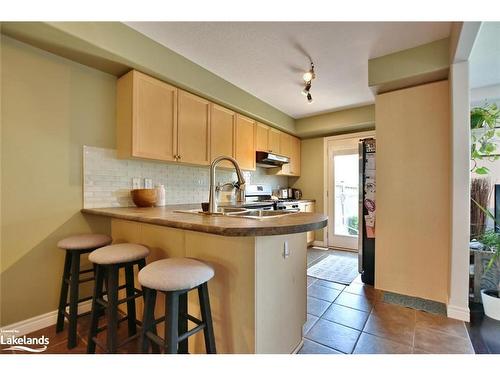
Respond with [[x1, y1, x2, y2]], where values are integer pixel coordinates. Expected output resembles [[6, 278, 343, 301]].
[[82, 205, 327, 354]]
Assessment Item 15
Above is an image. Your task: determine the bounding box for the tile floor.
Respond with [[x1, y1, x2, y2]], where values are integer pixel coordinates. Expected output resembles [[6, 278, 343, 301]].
[[299, 274, 475, 354], [1, 256, 477, 355]]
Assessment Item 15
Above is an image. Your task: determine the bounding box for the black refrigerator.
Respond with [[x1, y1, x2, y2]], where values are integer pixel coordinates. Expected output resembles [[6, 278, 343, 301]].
[[358, 138, 376, 285]]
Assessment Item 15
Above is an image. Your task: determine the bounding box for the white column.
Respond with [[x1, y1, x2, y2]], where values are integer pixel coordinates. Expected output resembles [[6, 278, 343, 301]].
[[448, 61, 471, 321]]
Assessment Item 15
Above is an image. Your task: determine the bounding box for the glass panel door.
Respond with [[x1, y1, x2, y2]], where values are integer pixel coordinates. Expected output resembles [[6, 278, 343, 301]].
[[329, 149, 359, 250]]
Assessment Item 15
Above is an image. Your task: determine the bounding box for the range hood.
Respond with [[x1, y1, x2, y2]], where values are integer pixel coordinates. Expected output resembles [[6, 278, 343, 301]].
[[256, 151, 290, 168]]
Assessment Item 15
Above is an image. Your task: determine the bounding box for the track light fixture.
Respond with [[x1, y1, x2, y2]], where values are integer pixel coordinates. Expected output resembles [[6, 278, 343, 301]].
[[302, 61, 315, 104]]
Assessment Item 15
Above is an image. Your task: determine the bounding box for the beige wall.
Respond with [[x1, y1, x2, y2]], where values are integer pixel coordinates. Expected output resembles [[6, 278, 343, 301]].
[[1, 36, 116, 326], [375, 80, 450, 303], [290, 138, 324, 241], [2, 22, 295, 134]]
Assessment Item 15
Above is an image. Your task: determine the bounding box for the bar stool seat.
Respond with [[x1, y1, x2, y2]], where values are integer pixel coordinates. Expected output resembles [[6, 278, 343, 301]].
[[57, 234, 112, 250], [138, 258, 214, 291], [89, 243, 149, 265]]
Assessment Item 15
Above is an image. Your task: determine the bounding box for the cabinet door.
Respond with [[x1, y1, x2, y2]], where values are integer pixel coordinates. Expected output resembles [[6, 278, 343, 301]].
[[280, 132, 292, 174], [210, 104, 235, 168], [235, 114, 256, 171], [131, 71, 178, 161], [268, 128, 281, 154], [279, 132, 292, 157], [256, 122, 269, 152], [177, 90, 211, 165], [289, 136, 301, 176]]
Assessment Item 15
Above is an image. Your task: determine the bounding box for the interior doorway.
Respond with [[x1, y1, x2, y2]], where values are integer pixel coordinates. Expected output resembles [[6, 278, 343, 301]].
[[325, 131, 375, 251]]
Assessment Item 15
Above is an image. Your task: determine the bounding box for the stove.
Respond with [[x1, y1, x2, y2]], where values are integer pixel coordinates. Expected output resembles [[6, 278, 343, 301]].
[[244, 185, 300, 211], [274, 200, 300, 211]]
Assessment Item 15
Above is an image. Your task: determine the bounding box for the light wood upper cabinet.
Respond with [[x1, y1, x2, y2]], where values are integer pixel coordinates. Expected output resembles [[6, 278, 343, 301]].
[[210, 104, 235, 168], [235, 114, 256, 171], [268, 128, 281, 154], [279, 132, 292, 175], [289, 136, 301, 176], [279, 132, 292, 157], [256, 123, 281, 154], [117, 70, 177, 161], [266, 133, 301, 177], [256, 122, 270, 152], [177, 90, 211, 165]]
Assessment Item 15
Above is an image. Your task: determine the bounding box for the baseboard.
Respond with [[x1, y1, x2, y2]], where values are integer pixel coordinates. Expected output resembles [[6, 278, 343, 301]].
[[312, 240, 326, 247], [291, 338, 304, 354], [0, 301, 92, 337], [447, 304, 470, 322]]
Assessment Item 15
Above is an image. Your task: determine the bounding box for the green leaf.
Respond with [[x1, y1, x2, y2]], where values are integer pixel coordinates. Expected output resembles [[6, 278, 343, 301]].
[[475, 167, 490, 175], [485, 143, 496, 153]]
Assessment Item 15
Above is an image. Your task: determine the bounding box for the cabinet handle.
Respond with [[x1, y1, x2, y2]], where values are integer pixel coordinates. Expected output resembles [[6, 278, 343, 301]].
[[178, 155, 181, 160]]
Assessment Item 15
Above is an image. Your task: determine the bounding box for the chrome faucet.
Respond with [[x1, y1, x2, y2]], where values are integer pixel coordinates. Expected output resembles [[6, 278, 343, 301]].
[[208, 156, 246, 214]]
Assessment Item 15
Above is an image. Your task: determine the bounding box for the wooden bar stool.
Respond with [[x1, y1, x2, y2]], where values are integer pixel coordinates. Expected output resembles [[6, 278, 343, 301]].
[[86, 243, 150, 354], [138, 258, 216, 354], [56, 233, 112, 349]]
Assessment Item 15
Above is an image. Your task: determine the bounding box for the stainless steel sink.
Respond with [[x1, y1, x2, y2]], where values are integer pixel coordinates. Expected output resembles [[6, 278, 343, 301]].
[[174, 207, 297, 220], [174, 207, 249, 216], [226, 210, 296, 220]]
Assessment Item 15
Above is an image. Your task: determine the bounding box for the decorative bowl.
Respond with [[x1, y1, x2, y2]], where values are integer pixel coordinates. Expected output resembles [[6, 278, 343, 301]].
[[131, 189, 158, 207]]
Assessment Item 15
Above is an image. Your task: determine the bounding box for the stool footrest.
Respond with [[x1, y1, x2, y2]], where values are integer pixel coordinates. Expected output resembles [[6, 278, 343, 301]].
[[64, 276, 95, 284], [96, 291, 142, 307], [79, 268, 94, 275], [178, 323, 205, 343], [143, 316, 206, 351], [185, 314, 202, 326], [117, 291, 143, 305], [64, 294, 94, 309]]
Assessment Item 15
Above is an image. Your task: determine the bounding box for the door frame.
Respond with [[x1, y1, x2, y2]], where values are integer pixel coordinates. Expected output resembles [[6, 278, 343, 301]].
[[323, 130, 376, 249]]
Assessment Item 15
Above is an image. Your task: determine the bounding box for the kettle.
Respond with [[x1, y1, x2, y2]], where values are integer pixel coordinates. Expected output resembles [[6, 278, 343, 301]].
[[292, 189, 302, 200]]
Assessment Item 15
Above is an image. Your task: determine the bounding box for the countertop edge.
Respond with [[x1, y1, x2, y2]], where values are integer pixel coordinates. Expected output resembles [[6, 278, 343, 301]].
[[81, 208, 327, 237]]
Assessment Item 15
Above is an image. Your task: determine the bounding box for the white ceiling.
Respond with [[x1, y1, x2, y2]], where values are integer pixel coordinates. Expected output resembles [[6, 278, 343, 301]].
[[470, 22, 500, 89], [126, 22, 451, 119]]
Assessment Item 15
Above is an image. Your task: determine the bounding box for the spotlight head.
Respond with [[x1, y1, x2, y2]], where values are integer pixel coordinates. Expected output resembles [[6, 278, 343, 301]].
[[303, 71, 314, 82], [307, 92, 313, 104], [301, 82, 311, 96]]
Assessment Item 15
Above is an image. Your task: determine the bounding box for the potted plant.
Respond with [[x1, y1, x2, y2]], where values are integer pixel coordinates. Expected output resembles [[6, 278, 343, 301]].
[[472, 199, 500, 320]]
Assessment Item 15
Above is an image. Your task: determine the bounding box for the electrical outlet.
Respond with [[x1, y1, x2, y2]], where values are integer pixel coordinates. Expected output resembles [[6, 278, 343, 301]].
[[283, 241, 290, 259], [144, 178, 153, 189], [132, 178, 141, 189]]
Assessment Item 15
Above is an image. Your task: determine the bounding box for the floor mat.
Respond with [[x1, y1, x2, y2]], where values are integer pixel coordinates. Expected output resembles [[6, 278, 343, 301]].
[[383, 292, 447, 316], [307, 247, 330, 268], [307, 252, 358, 285]]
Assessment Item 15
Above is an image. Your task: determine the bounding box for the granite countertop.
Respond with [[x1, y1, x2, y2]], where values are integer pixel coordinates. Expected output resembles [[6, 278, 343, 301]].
[[81, 204, 327, 237]]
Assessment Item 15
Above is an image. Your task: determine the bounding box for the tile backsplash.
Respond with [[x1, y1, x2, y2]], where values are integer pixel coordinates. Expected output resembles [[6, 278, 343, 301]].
[[83, 146, 289, 208]]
